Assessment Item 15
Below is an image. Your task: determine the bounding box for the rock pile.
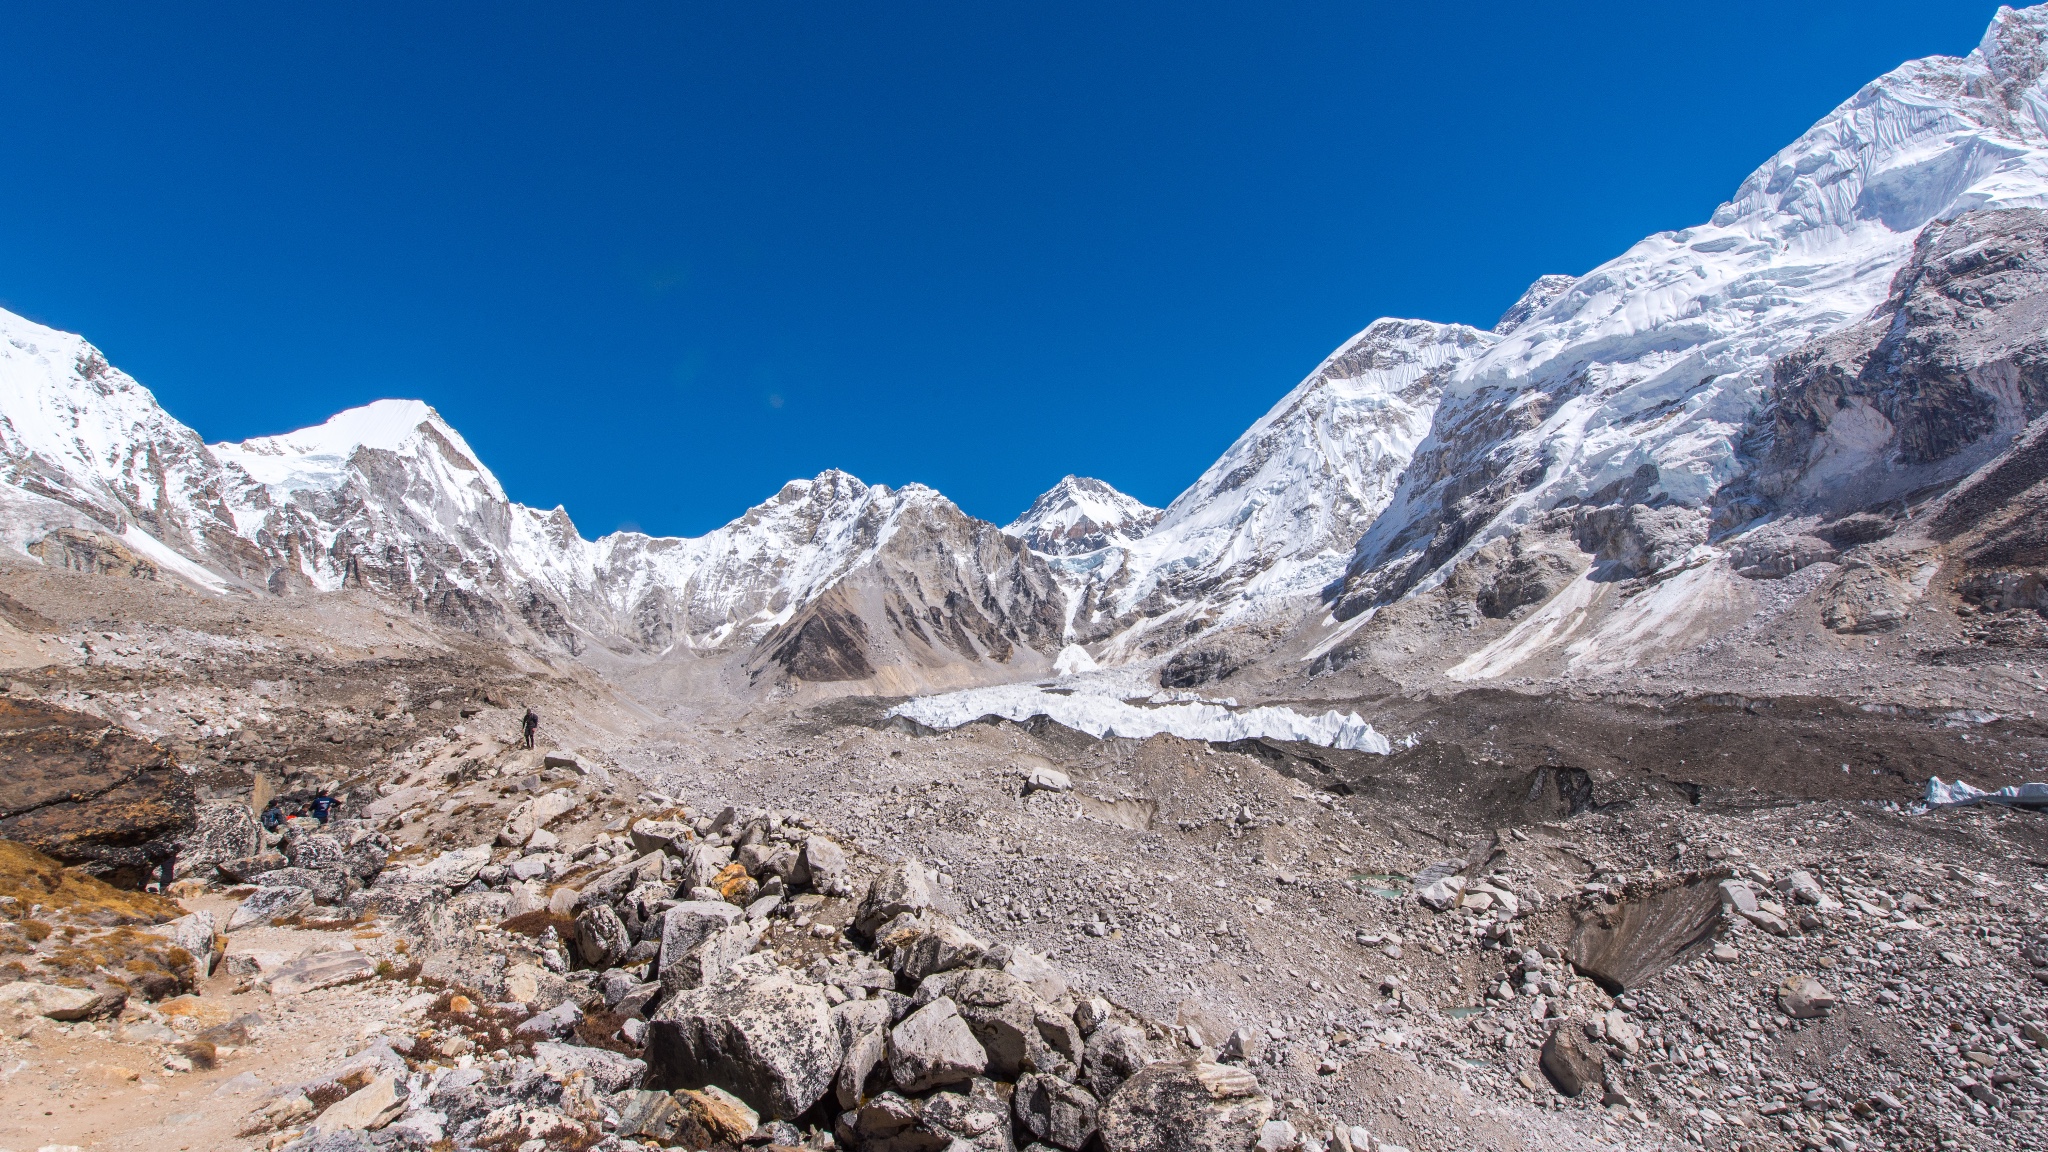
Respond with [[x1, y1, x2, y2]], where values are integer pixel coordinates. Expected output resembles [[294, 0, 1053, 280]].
[[235, 799, 1391, 1152]]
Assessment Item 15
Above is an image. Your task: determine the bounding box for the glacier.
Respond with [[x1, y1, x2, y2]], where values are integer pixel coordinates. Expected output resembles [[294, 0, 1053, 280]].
[[888, 679, 1392, 752]]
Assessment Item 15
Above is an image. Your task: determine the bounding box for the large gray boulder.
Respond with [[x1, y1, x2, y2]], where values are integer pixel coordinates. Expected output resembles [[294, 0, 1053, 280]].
[[178, 799, 259, 878], [1015, 1071, 1099, 1150], [573, 903, 631, 968], [1082, 1024, 1154, 1101], [646, 969, 839, 1119], [833, 997, 894, 1110], [879, 911, 987, 982], [802, 835, 851, 895], [916, 968, 1062, 1078], [888, 996, 988, 1093], [657, 901, 744, 970], [1097, 1061, 1273, 1152], [256, 865, 352, 905], [226, 884, 314, 931], [532, 1041, 647, 1093], [658, 920, 753, 995], [856, 860, 941, 937], [680, 843, 735, 892]]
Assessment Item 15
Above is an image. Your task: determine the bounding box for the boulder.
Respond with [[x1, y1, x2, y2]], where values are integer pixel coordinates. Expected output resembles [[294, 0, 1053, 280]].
[[1539, 1022, 1604, 1097], [659, 917, 754, 995], [680, 843, 736, 892], [1415, 875, 1465, 911], [880, 912, 988, 982], [532, 1041, 647, 1093], [1083, 1024, 1154, 1100], [348, 878, 444, 925], [312, 1073, 404, 1133], [675, 1085, 759, 1147], [286, 831, 347, 872], [577, 851, 668, 911], [1777, 870, 1827, 905], [888, 996, 988, 1092], [574, 903, 631, 968], [630, 818, 691, 855], [802, 835, 851, 895], [179, 799, 259, 877], [216, 851, 287, 882], [917, 967, 1057, 1078], [1096, 1061, 1273, 1152], [614, 1090, 684, 1142], [254, 865, 352, 905], [1778, 975, 1838, 1019], [856, 859, 942, 937], [405, 845, 493, 890], [919, 1076, 1017, 1150], [1025, 766, 1073, 793], [995, 946, 1069, 1004], [647, 969, 840, 1119], [515, 1001, 584, 1040], [1016, 1071, 1099, 1149], [498, 791, 579, 847], [151, 910, 219, 977], [0, 980, 105, 1021], [341, 831, 392, 884], [834, 997, 894, 1109], [270, 950, 377, 997], [0, 697, 195, 886], [226, 885, 314, 931]]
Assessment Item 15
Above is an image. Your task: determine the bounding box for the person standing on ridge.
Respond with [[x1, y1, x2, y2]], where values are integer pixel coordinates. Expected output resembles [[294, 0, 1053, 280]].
[[522, 707, 540, 750]]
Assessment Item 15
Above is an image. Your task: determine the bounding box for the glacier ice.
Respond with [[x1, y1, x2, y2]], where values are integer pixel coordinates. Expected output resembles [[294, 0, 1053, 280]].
[[889, 681, 1391, 753]]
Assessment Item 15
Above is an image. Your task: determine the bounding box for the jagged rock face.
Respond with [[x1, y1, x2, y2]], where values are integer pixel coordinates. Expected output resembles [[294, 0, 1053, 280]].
[[0, 696, 194, 886], [1004, 477, 1160, 556], [753, 496, 1067, 685], [1753, 208, 2048, 513]]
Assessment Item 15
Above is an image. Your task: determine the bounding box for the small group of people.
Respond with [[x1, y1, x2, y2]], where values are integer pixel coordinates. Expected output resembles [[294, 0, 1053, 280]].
[[259, 786, 341, 844]]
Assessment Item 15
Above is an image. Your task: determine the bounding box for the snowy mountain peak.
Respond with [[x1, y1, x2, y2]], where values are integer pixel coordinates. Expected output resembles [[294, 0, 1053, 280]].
[[212, 398, 505, 503], [1005, 476, 1162, 556]]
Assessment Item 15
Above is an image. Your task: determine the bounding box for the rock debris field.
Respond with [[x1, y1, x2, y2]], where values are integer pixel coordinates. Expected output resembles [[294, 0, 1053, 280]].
[[0, 564, 2045, 1152]]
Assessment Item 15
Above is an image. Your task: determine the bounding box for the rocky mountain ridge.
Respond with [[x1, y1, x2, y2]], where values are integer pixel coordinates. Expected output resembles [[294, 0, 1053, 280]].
[[10, 7, 2048, 701]]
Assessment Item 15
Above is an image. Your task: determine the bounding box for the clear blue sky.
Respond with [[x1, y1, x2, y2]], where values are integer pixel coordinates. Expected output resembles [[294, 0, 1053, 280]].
[[0, 2, 2006, 536]]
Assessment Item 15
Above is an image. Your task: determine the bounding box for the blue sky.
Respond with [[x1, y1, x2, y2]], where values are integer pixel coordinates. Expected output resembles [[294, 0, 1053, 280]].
[[0, 2, 2006, 536]]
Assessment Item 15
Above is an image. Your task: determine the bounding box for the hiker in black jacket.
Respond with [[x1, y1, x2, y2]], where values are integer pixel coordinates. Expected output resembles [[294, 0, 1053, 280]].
[[522, 708, 540, 750]]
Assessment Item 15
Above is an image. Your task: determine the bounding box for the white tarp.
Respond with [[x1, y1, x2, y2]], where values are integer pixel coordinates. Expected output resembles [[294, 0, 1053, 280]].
[[889, 681, 1391, 753], [1923, 776, 2048, 810]]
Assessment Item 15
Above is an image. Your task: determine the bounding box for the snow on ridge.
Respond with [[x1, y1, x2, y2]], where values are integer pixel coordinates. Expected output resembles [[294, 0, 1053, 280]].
[[889, 680, 1391, 753]]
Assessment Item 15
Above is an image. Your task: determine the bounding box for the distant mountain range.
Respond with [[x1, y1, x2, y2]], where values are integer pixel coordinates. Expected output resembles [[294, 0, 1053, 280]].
[[8, 6, 2048, 698]]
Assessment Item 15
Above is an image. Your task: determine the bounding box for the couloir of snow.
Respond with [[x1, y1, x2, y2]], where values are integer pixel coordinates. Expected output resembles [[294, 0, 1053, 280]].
[[888, 679, 1391, 753]]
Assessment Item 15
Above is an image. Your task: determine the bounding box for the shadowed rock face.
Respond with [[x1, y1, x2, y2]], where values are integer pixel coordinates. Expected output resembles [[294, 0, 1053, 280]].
[[1757, 207, 2048, 511], [0, 696, 194, 887]]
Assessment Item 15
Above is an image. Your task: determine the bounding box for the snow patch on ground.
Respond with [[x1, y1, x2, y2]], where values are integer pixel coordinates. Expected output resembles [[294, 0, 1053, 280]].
[[890, 681, 1391, 752]]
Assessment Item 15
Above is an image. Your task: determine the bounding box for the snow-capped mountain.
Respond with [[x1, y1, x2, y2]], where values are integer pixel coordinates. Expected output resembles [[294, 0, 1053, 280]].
[[1032, 317, 1496, 658], [0, 348, 1066, 685], [10, 6, 2048, 696], [1332, 5, 2048, 617], [1004, 476, 1160, 557]]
